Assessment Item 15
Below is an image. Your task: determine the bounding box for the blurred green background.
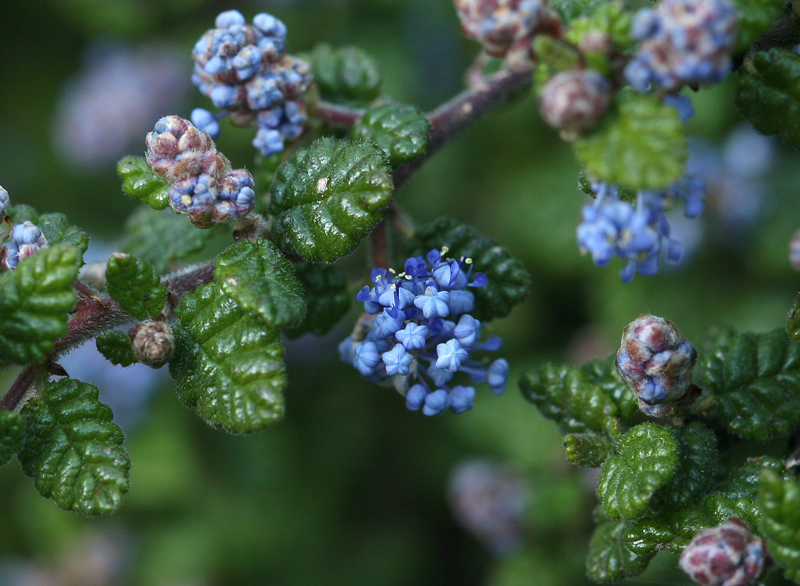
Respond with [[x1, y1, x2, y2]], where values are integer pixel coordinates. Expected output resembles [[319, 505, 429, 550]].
[[1, 0, 799, 584]]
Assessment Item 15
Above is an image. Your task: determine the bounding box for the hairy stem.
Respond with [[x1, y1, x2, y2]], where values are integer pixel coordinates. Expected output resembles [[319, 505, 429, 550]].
[[1, 363, 43, 410]]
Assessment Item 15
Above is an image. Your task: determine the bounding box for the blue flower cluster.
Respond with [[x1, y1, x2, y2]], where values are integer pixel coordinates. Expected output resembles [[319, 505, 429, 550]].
[[339, 249, 509, 416], [0, 188, 47, 271], [191, 10, 313, 158], [576, 176, 705, 283], [625, 0, 737, 91], [146, 116, 255, 227]]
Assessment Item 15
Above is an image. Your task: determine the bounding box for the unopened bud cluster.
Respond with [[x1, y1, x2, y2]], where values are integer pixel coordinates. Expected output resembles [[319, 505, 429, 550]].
[[454, 0, 545, 59], [191, 10, 312, 158], [615, 314, 697, 417], [679, 518, 770, 586], [129, 320, 174, 369], [145, 116, 255, 227], [539, 69, 611, 139], [0, 187, 47, 271]]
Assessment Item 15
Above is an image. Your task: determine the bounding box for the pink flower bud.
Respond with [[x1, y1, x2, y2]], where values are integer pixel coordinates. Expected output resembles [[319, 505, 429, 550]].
[[539, 69, 611, 139], [129, 320, 175, 369]]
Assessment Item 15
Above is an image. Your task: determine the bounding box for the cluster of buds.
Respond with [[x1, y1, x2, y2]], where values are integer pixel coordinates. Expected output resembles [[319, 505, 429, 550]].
[[0, 187, 47, 271], [538, 69, 612, 140], [191, 10, 313, 158], [615, 314, 697, 416], [145, 116, 255, 228], [129, 320, 174, 369], [339, 248, 509, 416], [625, 0, 738, 92], [679, 518, 771, 586]]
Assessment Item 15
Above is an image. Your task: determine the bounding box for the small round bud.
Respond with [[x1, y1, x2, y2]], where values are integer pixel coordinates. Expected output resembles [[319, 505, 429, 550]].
[[679, 518, 770, 586], [578, 30, 613, 55], [129, 320, 175, 369], [539, 69, 611, 140], [0, 186, 9, 219], [790, 229, 800, 272], [454, 0, 544, 57], [615, 314, 697, 417]]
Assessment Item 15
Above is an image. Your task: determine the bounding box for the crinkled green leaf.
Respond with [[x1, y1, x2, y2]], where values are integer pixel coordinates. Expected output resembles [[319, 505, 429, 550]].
[[0, 244, 79, 364], [8, 206, 89, 256], [575, 92, 687, 190], [0, 410, 25, 466], [406, 216, 532, 321], [352, 103, 430, 167], [694, 328, 800, 441], [759, 470, 800, 577], [586, 520, 655, 584], [519, 364, 622, 438], [597, 423, 679, 520], [563, 433, 615, 467], [106, 254, 167, 320], [96, 331, 138, 367], [121, 206, 215, 274], [788, 292, 800, 341], [654, 423, 718, 509], [565, 1, 631, 55], [215, 238, 306, 330], [580, 355, 638, 418], [731, 0, 786, 51], [116, 156, 170, 210], [532, 36, 580, 89], [170, 282, 286, 434], [550, 0, 605, 24], [18, 378, 130, 516], [736, 49, 800, 148], [285, 261, 351, 339], [268, 138, 393, 262], [302, 44, 382, 105]]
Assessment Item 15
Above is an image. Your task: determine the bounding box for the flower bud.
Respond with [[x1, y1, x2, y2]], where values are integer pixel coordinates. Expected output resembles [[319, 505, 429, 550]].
[[129, 320, 175, 369], [539, 69, 611, 140], [615, 314, 697, 417], [679, 518, 770, 586], [454, 0, 544, 57]]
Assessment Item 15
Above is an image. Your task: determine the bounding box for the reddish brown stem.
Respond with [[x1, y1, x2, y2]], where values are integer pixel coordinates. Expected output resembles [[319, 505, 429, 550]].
[[1, 364, 43, 410], [314, 101, 365, 127]]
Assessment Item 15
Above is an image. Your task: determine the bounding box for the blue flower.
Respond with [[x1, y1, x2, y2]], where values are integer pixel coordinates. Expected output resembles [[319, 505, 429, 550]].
[[396, 322, 429, 351], [423, 389, 451, 416], [453, 314, 481, 348], [436, 339, 469, 372], [190, 108, 221, 140], [448, 386, 476, 414], [353, 341, 381, 377], [414, 286, 450, 318], [382, 343, 414, 376], [405, 384, 428, 411], [487, 359, 509, 396]]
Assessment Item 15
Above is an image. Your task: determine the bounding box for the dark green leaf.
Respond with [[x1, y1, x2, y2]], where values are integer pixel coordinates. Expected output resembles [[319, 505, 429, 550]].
[[759, 470, 800, 577], [8, 206, 89, 256], [121, 206, 215, 274], [254, 153, 284, 215], [563, 433, 615, 467], [96, 331, 138, 367], [788, 292, 800, 341], [302, 44, 382, 105], [170, 282, 286, 434], [0, 244, 79, 364], [106, 253, 167, 320], [406, 217, 532, 320], [580, 355, 638, 418], [586, 520, 655, 583], [116, 156, 170, 210], [731, 0, 786, 51], [18, 378, 130, 516], [694, 328, 800, 441], [597, 423, 679, 520], [352, 103, 430, 167], [0, 410, 25, 466], [655, 423, 718, 509], [549, 0, 604, 23], [285, 262, 351, 338], [215, 238, 306, 329], [575, 91, 687, 190], [268, 138, 393, 262], [736, 49, 800, 148]]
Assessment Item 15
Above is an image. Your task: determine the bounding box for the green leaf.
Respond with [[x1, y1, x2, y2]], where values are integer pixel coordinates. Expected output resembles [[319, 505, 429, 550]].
[[597, 423, 679, 520], [121, 206, 215, 274], [736, 49, 800, 148], [580, 355, 638, 418], [575, 91, 687, 190], [695, 328, 800, 441], [18, 378, 130, 516], [352, 103, 430, 167], [116, 156, 170, 210], [759, 470, 800, 576], [519, 364, 622, 438], [8, 206, 89, 256], [284, 261, 351, 339], [0, 410, 25, 466], [788, 292, 800, 341], [106, 253, 168, 320], [268, 138, 393, 262], [406, 216, 532, 321], [586, 520, 655, 583], [565, 1, 632, 49], [96, 331, 138, 367], [302, 44, 382, 105], [0, 244, 79, 364], [215, 238, 306, 330], [563, 433, 615, 467], [550, 0, 605, 24], [655, 423, 718, 509], [731, 0, 786, 51], [170, 282, 287, 434]]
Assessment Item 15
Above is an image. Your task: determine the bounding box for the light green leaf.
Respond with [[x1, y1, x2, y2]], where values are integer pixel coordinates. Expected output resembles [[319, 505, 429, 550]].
[[759, 470, 800, 577], [0, 244, 79, 364], [215, 238, 306, 330], [301, 44, 382, 105], [0, 410, 25, 466], [586, 520, 655, 583], [352, 102, 430, 167], [285, 261, 351, 339], [597, 423, 679, 520], [565, 1, 632, 48], [575, 92, 687, 190], [96, 331, 138, 367], [563, 433, 615, 467], [106, 254, 168, 320], [170, 282, 286, 434], [7, 206, 89, 256], [116, 156, 170, 210], [268, 138, 393, 262], [18, 378, 130, 516]]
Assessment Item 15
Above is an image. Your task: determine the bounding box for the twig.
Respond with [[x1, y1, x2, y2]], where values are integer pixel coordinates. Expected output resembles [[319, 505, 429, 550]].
[[314, 101, 365, 127], [0, 363, 43, 410]]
